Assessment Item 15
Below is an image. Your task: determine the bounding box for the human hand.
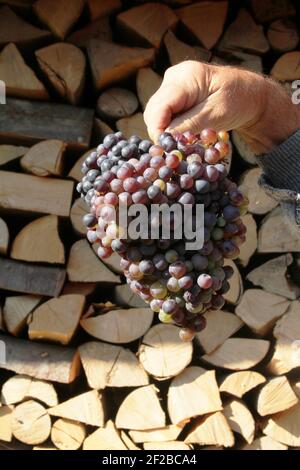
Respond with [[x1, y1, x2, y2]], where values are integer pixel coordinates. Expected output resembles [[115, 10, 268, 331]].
[[144, 61, 300, 154]]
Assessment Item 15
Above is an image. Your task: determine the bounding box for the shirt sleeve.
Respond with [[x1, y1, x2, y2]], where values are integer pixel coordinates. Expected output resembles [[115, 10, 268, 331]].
[[255, 130, 300, 228]]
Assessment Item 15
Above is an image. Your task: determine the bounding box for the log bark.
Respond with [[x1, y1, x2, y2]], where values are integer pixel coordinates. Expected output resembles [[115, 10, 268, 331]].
[[21, 140, 65, 177], [49, 390, 105, 427], [36, 43, 86, 105], [219, 371, 266, 398], [136, 67, 162, 110], [177, 1, 228, 50], [0, 217, 9, 255], [202, 338, 270, 370], [67, 239, 120, 283], [51, 418, 86, 451], [3, 294, 42, 336], [184, 412, 234, 448], [115, 385, 166, 430], [28, 294, 86, 345], [80, 306, 153, 344], [235, 289, 290, 336], [12, 400, 51, 445], [87, 39, 155, 91], [97, 87, 139, 121], [117, 2, 178, 48], [0, 333, 80, 383], [11, 215, 65, 264], [79, 341, 149, 389], [256, 376, 298, 416], [168, 367, 222, 425], [0, 98, 94, 150], [1, 374, 58, 407], [0, 43, 48, 100], [0, 258, 66, 297], [223, 399, 255, 444], [196, 310, 243, 354], [34, 0, 85, 39], [139, 324, 193, 379], [239, 167, 278, 215]]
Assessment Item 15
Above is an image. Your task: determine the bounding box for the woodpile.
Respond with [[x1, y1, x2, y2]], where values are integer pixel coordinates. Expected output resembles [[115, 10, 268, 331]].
[[0, 0, 300, 452]]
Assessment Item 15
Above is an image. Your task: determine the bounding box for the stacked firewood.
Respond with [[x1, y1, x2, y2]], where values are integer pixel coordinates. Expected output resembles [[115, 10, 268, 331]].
[[0, 0, 300, 451]]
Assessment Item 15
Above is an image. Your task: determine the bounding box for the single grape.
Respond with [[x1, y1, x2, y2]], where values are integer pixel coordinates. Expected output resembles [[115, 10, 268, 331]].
[[197, 273, 213, 289], [179, 328, 195, 342], [149, 145, 164, 157], [165, 153, 180, 169], [178, 275, 193, 290], [195, 179, 210, 194], [150, 282, 168, 300], [204, 147, 221, 164], [158, 310, 173, 324], [167, 277, 181, 292], [200, 128, 217, 145], [169, 261, 187, 279], [139, 259, 155, 275], [165, 249, 179, 264], [191, 254, 209, 271]]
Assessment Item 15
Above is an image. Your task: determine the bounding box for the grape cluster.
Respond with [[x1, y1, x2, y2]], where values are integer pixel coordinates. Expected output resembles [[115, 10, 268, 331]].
[[77, 129, 248, 342]]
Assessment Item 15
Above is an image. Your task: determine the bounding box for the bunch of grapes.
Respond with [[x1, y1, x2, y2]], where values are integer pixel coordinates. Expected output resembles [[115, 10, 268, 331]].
[[77, 129, 248, 341]]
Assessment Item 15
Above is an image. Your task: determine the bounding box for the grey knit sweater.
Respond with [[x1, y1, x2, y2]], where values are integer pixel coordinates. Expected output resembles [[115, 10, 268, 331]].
[[256, 130, 300, 232]]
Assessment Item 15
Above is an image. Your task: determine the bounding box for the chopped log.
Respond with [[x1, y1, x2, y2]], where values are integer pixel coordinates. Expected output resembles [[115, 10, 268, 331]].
[[83, 420, 127, 450], [51, 418, 86, 451], [0, 333, 80, 383], [212, 50, 263, 74], [271, 51, 300, 81], [136, 67, 162, 110], [235, 289, 290, 336], [0, 171, 73, 217], [164, 30, 211, 66], [274, 300, 300, 342], [0, 217, 9, 255], [246, 254, 300, 300], [0, 145, 28, 166], [80, 306, 153, 344], [263, 402, 300, 447], [139, 324, 193, 379], [202, 338, 270, 370], [1, 374, 58, 407], [67, 240, 120, 283], [267, 19, 299, 53], [36, 43, 86, 105], [239, 167, 278, 215], [116, 113, 149, 140], [0, 6, 51, 48], [196, 310, 243, 355], [87, 39, 155, 91], [239, 214, 257, 267], [93, 118, 114, 141], [243, 436, 288, 450], [129, 425, 183, 444], [219, 9, 269, 54], [258, 207, 300, 253], [3, 294, 42, 336], [28, 294, 86, 345], [144, 442, 191, 450], [223, 399, 255, 444], [0, 43, 48, 101], [219, 371, 266, 398], [0, 258, 66, 297], [177, 1, 228, 50], [0, 98, 94, 151], [12, 400, 51, 445], [116, 385, 166, 430], [232, 130, 256, 165], [21, 140, 65, 177], [97, 88, 139, 121], [70, 198, 89, 237], [49, 390, 104, 427], [257, 376, 298, 416], [251, 0, 296, 24], [11, 215, 65, 264], [267, 339, 300, 375], [117, 3, 178, 48], [0, 406, 13, 443], [168, 367, 222, 425], [34, 0, 85, 39], [101, 252, 122, 275], [223, 259, 243, 305], [120, 431, 141, 450], [79, 341, 149, 389], [67, 17, 112, 48], [68, 149, 95, 182], [184, 412, 234, 448], [114, 283, 148, 308], [62, 282, 96, 296], [87, 0, 121, 21]]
